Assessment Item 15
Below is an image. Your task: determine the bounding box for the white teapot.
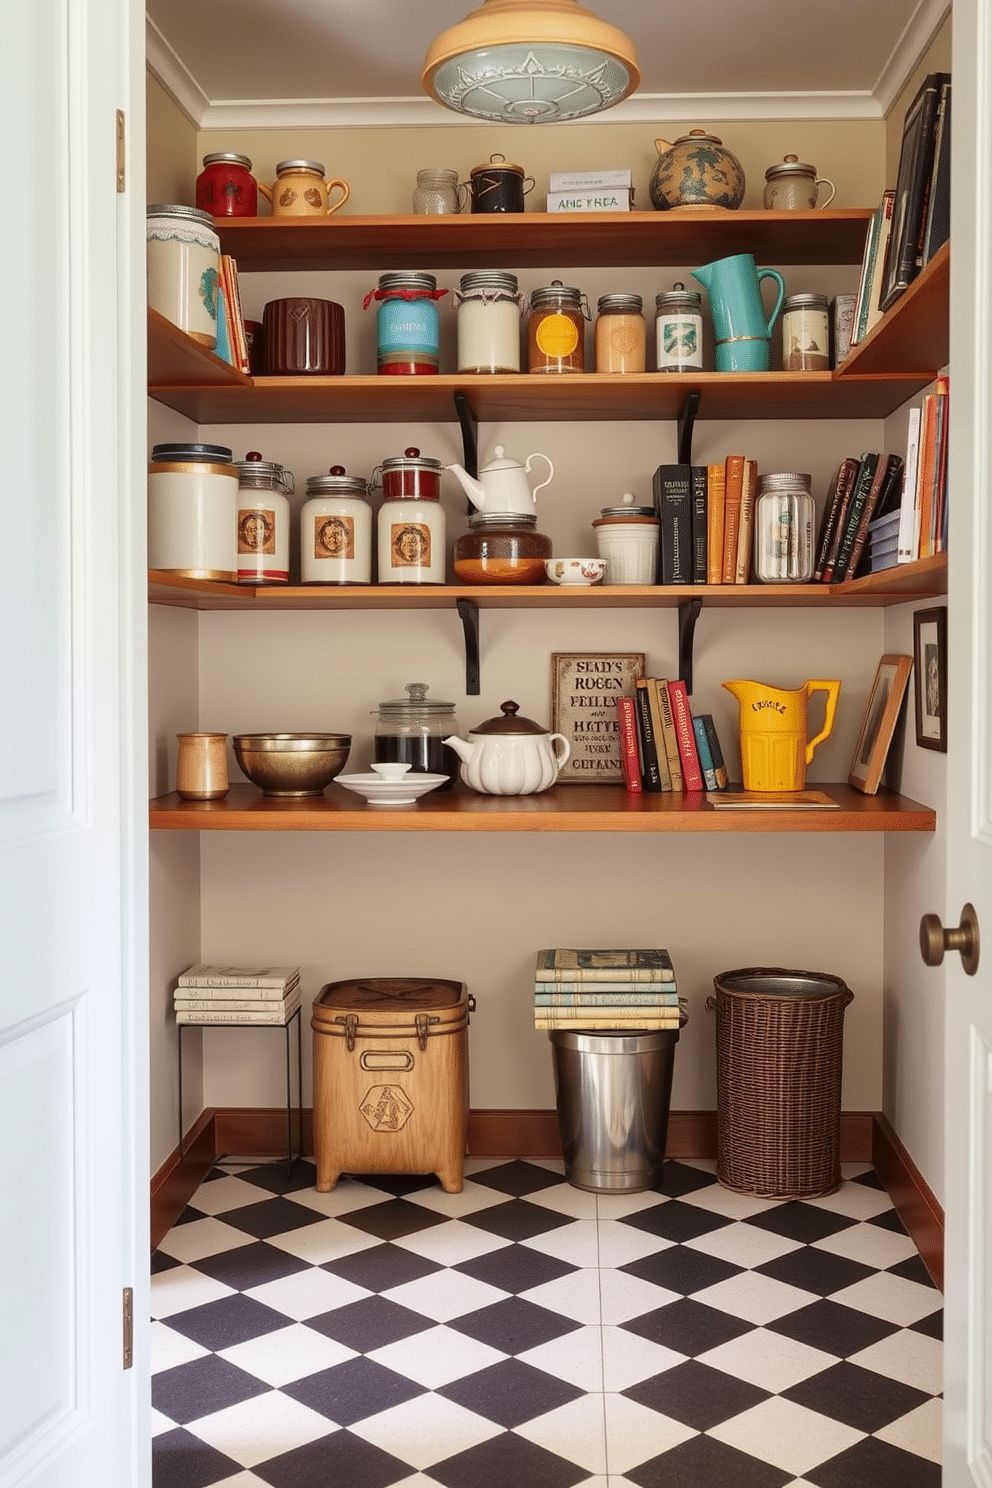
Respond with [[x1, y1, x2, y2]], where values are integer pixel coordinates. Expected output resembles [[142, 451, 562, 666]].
[[444, 700, 570, 795], [446, 444, 554, 517]]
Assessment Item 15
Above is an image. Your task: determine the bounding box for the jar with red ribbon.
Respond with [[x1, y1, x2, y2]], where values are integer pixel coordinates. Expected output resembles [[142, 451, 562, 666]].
[[364, 272, 448, 375], [195, 153, 258, 217]]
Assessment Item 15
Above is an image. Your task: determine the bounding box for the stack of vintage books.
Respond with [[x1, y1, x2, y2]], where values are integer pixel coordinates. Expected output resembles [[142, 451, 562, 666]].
[[534, 949, 683, 1031], [174, 964, 302, 1024]]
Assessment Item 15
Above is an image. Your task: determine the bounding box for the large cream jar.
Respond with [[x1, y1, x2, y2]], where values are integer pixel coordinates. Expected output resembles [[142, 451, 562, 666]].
[[146, 204, 220, 347], [300, 467, 373, 584], [148, 443, 237, 581]]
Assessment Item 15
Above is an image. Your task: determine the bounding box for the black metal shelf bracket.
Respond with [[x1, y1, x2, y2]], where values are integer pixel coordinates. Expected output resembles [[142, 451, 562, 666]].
[[678, 389, 701, 466], [454, 390, 478, 480], [678, 598, 702, 696], [456, 598, 481, 695]]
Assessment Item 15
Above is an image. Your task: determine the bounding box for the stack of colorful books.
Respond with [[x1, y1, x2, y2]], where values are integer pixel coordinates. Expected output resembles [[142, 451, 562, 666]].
[[534, 949, 683, 1031], [174, 964, 302, 1024]]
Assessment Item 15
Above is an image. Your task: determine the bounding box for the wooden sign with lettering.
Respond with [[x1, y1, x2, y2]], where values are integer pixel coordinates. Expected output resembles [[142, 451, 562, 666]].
[[550, 653, 645, 784]]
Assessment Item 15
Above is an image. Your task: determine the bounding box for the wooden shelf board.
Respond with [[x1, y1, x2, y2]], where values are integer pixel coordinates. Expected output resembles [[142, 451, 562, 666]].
[[149, 782, 935, 834], [839, 245, 949, 378], [147, 308, 251, 390], [213, 210, 874, 272], [148, 556, 946, 612]]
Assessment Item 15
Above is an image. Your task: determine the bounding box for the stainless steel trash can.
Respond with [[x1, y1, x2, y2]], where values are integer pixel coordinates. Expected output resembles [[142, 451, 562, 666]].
[[549, 1016, 686, 1192]]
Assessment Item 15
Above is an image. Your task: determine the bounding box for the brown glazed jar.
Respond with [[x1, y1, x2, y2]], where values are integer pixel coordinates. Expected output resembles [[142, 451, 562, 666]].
[[261, 297, 345, 374], [453, 513, 552, 584]]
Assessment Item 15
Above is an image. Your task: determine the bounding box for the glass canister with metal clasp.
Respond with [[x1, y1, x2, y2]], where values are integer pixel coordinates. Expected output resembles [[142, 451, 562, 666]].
[[235, 451, 294, 584], [755, 472, 815, 582], [300, 466, 372, 584], [373, 447, 446, 584], [654, 282, 704, 371], [372, 682, 461, 789], [527, 281, 590, 373], [454, 271, 525, 373], [364, 272, 447, 375]]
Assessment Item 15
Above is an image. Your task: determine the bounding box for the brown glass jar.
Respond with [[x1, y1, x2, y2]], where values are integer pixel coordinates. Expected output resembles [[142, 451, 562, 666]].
[[527, 281, 588, 373], [453, 513, 552, 584]]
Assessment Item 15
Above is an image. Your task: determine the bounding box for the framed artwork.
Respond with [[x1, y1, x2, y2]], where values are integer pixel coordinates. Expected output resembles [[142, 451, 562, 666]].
[[848, 654, 913, 794], [550, 652, 645, 784], [913, 606, 948, 751]]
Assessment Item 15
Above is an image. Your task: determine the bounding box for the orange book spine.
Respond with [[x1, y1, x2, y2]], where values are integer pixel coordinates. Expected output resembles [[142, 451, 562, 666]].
[[916, 393, 938, 559], [706, 464, 726, 584], [722, 455, 745, 583], [735, 458, 758, 583]]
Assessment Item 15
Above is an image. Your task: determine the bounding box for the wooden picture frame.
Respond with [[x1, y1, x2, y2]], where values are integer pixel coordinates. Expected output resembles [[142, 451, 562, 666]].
[[848, 653, 914, 794], [551, 652, 645, 784], [913, 606, 947, 751]]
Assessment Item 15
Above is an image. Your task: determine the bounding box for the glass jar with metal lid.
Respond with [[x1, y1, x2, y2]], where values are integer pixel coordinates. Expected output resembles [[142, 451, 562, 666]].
[[373, 448, 446, 584], [365, 272, 447, 375], [235, 451, 294, 584], [453, 512, 552, 585], [527, 281, 590, 373], [592, 492, 660, 583], [454, 271, 525, 373], [595, 293, 646, 373], [782, 294, 830, 372], [655, 282, 704, 372], [754, 472, 815, 582], [148, 442, 237, 580], [300, 466, 372, 584], [146, 204, 220, 347], [195, 152, 258, 217], [372, 682, 461, 788]]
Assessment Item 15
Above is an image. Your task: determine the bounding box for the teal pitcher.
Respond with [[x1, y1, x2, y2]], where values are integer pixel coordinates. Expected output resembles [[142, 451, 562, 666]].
[[692, 253, 786, 372]]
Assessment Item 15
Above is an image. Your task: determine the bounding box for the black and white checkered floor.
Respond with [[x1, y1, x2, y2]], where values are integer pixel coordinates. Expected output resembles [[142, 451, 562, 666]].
[[151, 1156, 942, 1487]]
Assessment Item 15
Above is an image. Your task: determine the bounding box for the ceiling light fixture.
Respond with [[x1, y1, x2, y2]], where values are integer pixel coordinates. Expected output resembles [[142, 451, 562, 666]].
[[422, 0, 640, 124]]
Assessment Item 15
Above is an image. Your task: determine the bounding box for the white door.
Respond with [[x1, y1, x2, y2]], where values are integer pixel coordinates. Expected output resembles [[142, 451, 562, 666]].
[[943, 0, 992, 1480], [0, 1, 147, 1485]]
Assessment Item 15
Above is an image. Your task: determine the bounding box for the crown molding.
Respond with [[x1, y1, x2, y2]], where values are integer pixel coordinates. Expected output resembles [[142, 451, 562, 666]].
[[146, 16, 208, 127], [873, 0, 951, 115]]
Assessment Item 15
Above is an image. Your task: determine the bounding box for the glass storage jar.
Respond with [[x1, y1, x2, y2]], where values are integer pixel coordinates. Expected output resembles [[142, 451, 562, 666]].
[[454, 271, 524, 373], [594, 293, 646, 373], [782, 293, 830, 372], [365, 272, 447, 375], [453, 512, 552, 584], [235, 451, 294, 584], [374, 448, 446, 583], [372, 683, 461, 788], [412, 168, 465, 214], [755, 472, 815, 582], [300, 466, 372, 584], [527, 281, 589, 373], [655, 282, 704, 372]]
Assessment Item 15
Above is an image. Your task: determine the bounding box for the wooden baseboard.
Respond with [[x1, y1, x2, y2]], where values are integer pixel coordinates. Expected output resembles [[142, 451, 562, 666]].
[[151, 1107, 941, 1287]]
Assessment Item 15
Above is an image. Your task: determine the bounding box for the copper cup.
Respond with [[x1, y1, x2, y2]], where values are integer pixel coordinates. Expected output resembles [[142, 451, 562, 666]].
[[262, 297, 345, 375]]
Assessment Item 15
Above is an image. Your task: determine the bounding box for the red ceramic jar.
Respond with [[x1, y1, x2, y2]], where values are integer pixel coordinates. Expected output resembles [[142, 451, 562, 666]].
[[195, 153, 258, 218]]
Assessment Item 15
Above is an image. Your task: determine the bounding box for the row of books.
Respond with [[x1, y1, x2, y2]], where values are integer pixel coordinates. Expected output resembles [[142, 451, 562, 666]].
[[546, 169, 633, 213], [849, 71, 950, 348], [653, 457, 758, 586], [813, 450, 906, 583], [214, 255, 251, 374], [898, 376, 949, 562], [617, 678, 729, 795], [174, 963, 302, 1024], [534, 948, 684, 1031]]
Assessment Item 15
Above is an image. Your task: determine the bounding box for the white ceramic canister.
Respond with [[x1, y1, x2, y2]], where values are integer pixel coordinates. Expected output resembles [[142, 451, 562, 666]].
[[374, 449, 446, 584], [454, 271, 524, 373], [592, 492, 660, 583], [763, 155, 836, 211], [148, 442, 238, 580], [235, 451, 294, 584], [146, 204, 221, 347], [300, 466, 373, 584]]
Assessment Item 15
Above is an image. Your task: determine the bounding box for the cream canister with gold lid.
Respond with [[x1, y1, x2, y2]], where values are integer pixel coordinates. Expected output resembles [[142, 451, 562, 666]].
[[148, 442, 237, 581]]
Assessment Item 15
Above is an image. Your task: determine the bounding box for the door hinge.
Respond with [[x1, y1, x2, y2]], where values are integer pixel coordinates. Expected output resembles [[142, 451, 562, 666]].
[[122, 1286, 133, 1369], [116, 110, 126, 192]]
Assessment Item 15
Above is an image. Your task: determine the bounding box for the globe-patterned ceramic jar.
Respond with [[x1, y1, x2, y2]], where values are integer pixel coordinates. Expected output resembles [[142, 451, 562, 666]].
[[649, 129, 746, 212]]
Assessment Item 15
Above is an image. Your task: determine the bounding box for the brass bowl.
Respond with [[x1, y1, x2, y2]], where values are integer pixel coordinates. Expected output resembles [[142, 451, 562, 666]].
[[233, 732, 351, 797]]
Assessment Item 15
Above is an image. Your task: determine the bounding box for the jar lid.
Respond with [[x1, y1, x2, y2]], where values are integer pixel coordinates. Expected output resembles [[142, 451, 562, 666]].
[[376, 682, 456, 716], [379, 446, 443, 474], [150, 442, 233, 464], [305, 465, 370, 498], [765, 154, 816, 180], [202, 152, 252, 170], [236, 451, 293, 492], [670, 128, 723, 147], [758, 472, 813, 492], [656, 282, 702, 311], [468, 512, 538, 530], [530, 280, 583, 310], [459, 271, 519, 295], [469, 700, 549, 736], [470, 153, 524, 179], [783, 293, 829, 311], [275, 159, 324, 175], [377, 271, 438, 293], [597, 293, 643, 314], [146, 203, 215, 227], [597, 491, 656, 519]]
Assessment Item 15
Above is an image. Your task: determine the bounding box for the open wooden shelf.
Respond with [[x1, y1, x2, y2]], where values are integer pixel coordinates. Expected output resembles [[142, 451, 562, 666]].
[[839, 244, 949, 377], [148, 556, 947, 611], [149, 782, 936, 834]]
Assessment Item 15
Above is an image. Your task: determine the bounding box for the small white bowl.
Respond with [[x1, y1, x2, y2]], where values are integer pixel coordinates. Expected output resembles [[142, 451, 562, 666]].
[[334, 771, 449, 807], [545, 558, 607, 586]]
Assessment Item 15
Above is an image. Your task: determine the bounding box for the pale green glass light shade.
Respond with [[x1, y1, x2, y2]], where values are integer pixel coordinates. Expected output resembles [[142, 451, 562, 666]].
[[422, 0, 640, 123]]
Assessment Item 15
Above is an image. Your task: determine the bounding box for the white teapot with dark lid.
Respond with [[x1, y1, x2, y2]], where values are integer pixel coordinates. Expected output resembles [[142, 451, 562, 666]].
[[446, 444, 554, 518], [444, 701, 570, 795]]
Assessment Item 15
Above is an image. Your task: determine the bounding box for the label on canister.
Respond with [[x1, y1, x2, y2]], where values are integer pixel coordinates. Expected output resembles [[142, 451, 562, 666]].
[[535, 313, 579, 358], [377, 299, 439, 370]]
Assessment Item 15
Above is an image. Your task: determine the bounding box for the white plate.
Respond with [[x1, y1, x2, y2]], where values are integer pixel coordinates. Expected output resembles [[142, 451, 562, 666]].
[[333, 772, 449, 806]]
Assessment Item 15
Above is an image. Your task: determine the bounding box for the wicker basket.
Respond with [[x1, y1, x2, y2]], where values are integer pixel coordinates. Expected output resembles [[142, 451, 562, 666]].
[[707, 968, 853, 1200]]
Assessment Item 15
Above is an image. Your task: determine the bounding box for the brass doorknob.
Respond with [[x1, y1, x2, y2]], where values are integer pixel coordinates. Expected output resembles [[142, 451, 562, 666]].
[[920, 903, 980, 975]]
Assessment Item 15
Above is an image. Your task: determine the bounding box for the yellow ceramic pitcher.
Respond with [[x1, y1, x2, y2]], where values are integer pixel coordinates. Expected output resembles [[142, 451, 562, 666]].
[[722, 677, 841, 791]]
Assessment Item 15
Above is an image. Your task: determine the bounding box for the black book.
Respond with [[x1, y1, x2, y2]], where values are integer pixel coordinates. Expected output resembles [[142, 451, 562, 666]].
[[831, 452, 880, 583], [690, 465, 708, 583], [653, 464, 694, 585], [815, 456, 860, 582], [921, 80, 951, 266], [633, 680, 662, 792], [881, 72, 950, 312]]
